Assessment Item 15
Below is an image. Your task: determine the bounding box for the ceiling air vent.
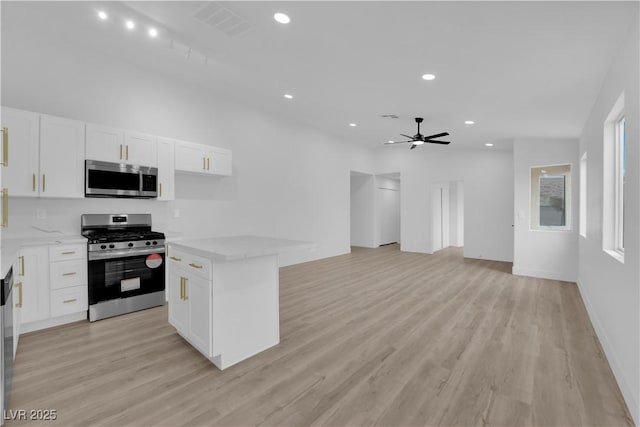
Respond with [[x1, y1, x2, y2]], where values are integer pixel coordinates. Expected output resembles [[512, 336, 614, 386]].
[[381, 114, 399, 119], [193, 2, 252, 37]]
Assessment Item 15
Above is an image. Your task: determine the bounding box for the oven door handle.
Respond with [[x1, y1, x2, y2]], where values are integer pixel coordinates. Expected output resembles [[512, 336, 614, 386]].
[[88, 247, 165, 261]]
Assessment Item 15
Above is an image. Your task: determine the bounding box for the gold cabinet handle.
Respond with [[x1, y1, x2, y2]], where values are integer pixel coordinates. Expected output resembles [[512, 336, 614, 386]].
[[126, 145, 129, 160], [169, 256, 181, 262], [159, 183, 162, 197], [203, 157, 206, 170], [32, 174, 36, 192], [1, 127, 8, 166], [42, 174, 46, 192], [19, 255, 25, 276], [188, 263, 203, 269], [1, 188, 8, 228], [120, 144, 123, 160], [63, 298, 77, 304], [62, 272, 77, 276], [207, 158, 210, 171], [179, 277, 184, 300], [16, 282, 22, 308], [183, 277, 188, 300], [61, 251, 76, 255]]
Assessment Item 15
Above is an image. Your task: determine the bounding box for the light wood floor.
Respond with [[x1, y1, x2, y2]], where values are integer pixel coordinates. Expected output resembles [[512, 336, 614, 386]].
[[7, 245, 633, 426]]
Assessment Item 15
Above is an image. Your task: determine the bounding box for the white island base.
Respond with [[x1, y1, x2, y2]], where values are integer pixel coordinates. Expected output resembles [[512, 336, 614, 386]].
[[167, 236, 312, 370]]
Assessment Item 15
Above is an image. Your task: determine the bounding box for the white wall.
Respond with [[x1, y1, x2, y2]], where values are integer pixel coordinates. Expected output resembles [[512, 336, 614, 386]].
[[577, 19, 639, 424], [512, 139, 579, 281], [375, 147, 513, 261], [431, 182, 450, 252], [350, 173, 376, 248], [450, 181, 464, 247], [1, 9, 374, 267]]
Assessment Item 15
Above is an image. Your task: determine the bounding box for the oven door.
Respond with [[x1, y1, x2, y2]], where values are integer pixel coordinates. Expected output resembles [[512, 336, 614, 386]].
[[88, 249, 165, 305]]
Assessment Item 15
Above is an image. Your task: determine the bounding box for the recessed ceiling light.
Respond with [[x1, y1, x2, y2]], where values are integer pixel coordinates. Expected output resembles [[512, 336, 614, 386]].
[[349, 123, 357, 127], [284, 94, 293, 99], [421, 74, 436, 81], [485, 143, 494, 147], [148, 28, 158, 38], [274, 13, 290, 24], [97, 11, 108, 20], [125, 20, 136, 30], [465, 120, 475, 125]]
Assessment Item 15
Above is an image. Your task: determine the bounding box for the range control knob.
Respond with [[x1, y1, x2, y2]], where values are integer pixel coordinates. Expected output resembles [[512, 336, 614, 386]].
[[145, 241, 151, 246], [128, 242, 134, 248], [100, 244, 107, 250], [109, 244, 115, 249], [152, 241, 158, 245]]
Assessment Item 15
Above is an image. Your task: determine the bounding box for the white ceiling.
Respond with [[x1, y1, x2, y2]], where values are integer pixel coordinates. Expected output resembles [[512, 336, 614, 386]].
[[3, 1, 638, 150]]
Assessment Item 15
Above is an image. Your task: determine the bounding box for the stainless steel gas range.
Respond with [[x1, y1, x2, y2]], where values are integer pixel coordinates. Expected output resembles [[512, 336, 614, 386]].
[[81, 214, 165, 322]]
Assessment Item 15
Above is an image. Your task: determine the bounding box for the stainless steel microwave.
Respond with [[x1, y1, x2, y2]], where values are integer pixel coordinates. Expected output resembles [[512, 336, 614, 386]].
[[85, 160, 158, 198]]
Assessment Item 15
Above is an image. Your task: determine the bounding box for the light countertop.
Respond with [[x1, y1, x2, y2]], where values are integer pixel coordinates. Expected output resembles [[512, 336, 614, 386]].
[[1, 235, 86, 279], [168, 235, 314, 261]]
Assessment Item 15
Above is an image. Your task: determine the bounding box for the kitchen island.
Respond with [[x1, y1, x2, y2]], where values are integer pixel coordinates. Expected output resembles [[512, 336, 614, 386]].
[[167, 235, 313, 370]]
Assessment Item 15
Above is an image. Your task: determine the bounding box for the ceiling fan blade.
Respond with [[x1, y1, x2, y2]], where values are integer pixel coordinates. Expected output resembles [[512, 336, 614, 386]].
[[426, 140, 451, 145], [423, 132, 449, 140], [399, 134, 414, 140], [410, 144, 417, 150]]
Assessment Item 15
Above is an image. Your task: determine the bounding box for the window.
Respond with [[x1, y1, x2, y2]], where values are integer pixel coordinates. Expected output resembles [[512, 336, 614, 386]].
[[579, 152, 587, 237], [603, 92, 625, 262], [615, 116, 626, 251], [530, 164, 571, 231]]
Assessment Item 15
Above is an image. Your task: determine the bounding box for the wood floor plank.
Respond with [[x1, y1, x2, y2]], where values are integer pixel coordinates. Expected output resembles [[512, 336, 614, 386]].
[[6, 245, 632, 427]]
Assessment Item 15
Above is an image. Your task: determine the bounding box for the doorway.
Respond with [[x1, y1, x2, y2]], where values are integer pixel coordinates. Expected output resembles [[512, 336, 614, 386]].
[[377, 174, 401, 245], [432, 181, 464, 253]]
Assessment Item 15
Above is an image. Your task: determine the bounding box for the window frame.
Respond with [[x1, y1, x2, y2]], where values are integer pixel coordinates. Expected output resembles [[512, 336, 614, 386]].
[[579, 152, 587, 238], [613, 115, 626, 254], [529, 164, 572, 232]]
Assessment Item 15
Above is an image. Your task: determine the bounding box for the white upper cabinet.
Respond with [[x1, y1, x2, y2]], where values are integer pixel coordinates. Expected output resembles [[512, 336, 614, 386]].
[[39, 115, 85, 198], [0, 108, 84, 198], [125, 131, 157, 167], [86, 125, 157, 167], [85, 124, 123, 163], [1, 107, 39, 197], [175, 140, 231, 176], [157, 138, 175, 201]]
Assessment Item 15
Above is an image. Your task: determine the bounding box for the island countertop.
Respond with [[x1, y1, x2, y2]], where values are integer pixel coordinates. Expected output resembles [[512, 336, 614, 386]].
[[168, 235, 314, 261]]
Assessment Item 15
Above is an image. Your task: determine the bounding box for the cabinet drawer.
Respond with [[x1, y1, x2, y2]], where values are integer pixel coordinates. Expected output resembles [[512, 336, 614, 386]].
[[167, 248, 211, 280], [49, 244, 86, 262], [50, 260, 87, 290], [51, 286, 88, 317]]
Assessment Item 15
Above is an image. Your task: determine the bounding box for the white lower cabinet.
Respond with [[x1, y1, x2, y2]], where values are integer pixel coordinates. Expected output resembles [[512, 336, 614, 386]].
[[168, 252, 213, 358], [12, 243, 88, 340], [16, 247, 50, 324]]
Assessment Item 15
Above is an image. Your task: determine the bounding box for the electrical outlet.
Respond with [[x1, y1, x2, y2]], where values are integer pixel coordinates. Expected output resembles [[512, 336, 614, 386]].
[[36, 208, 47, 219]]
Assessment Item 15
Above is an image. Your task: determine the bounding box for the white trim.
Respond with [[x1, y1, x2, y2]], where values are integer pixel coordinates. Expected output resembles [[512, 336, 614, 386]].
[[576, 279, 639, 426], [20, 312, 86, 334], [512, 266, 576, 282]]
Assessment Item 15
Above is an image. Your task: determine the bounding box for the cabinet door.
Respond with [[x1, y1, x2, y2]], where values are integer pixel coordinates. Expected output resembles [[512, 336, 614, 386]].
[[207, 148, 232, 176], [86, 124, 123, 163], [186, 275, 212, 357], [125, 131, 157, 167], [168, 268, 188, 336], [1, 107, 39, 197], [17, 247, 50, 324], [175, 141, 207, 174], [39, 115, 85, 198], [13, 279, 21, 357], [157, 138, 175, 200]]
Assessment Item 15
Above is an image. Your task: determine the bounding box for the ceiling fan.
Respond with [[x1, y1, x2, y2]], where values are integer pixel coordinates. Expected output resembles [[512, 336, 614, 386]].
[[385, 117, 450, 149]]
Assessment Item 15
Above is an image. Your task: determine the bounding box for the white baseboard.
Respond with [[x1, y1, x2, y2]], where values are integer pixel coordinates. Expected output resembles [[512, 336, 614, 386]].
[[21, 312, 86, 334], [512, 266, 576, 282], [576, 279, 639, 426]]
